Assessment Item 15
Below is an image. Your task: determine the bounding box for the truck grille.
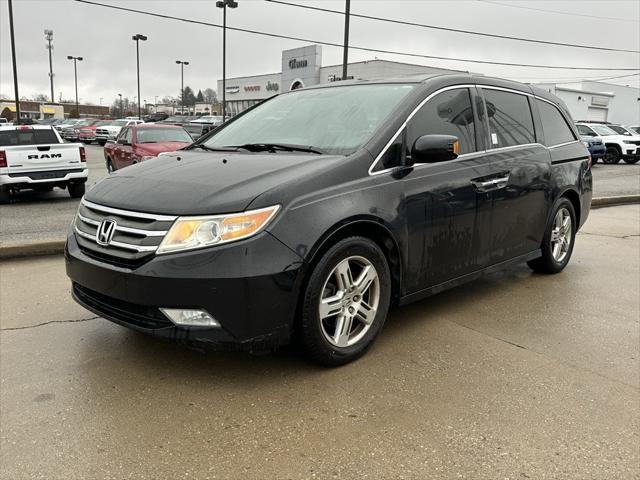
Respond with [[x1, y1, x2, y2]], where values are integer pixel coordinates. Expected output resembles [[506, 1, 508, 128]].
[[74, 199, 176, 268], [96, 128, 110, 136]]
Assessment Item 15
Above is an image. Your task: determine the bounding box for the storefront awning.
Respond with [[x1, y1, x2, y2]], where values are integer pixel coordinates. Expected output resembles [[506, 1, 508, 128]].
[[4, 105, 16, 112]]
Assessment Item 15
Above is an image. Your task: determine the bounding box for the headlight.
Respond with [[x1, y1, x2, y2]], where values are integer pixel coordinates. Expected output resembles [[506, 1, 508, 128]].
[[582, 141, 590, 148], [623, 140, 633, 144], [156, 205, 280, 254]]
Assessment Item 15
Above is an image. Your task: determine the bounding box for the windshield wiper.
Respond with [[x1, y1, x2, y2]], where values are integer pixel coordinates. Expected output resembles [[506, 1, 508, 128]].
[[185, 144, 240, 152], [230, 143, 323, 154]]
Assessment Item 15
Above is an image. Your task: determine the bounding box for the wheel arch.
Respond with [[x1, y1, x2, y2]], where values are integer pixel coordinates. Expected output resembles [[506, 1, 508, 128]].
[[300, 216, 403, 304], [558, 187, 581, 227]]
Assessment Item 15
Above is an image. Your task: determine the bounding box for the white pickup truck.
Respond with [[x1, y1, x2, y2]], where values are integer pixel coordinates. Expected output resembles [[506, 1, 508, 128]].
[[0, 124, 88, 203]]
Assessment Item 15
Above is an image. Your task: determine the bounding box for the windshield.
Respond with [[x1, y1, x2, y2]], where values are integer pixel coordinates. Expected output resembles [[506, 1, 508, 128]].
[[96, 121, 112, 126], [592, 125, 617, 136], [112, 120, 128, 127], [136, 128, 193, 143], [203, 84, 415, 155], [608, 125, 632, 135]]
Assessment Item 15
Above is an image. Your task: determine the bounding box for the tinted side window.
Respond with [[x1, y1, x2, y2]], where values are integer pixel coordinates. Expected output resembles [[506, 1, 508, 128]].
[[406, 88, 477, 155], [537, 100, 577, 146], [483, 89, 535, 148], [124, 128, 133, 143]]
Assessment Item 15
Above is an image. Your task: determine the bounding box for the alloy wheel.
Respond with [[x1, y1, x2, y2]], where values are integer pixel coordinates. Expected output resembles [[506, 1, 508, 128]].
[[319, 255, 380, 348], [550, 207, 572, 263]]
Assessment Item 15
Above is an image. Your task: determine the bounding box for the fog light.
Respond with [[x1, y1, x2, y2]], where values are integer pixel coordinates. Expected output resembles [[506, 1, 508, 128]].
[[159, 308, 220, 327]]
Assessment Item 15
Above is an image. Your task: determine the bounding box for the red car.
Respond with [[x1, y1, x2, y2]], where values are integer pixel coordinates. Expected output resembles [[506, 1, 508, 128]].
[[104, 124, 193, 172], [78, 120, 112, 144]]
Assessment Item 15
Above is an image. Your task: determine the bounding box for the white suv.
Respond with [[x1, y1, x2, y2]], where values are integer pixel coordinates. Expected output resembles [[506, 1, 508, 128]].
[[576, 122, 640, 164]]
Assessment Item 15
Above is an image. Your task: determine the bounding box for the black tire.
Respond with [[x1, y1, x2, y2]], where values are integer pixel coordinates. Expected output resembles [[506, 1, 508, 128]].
[[68, 182, 85, 198], [527, 198, 576, 274], [603, 146, 621, 164], [34, 185, 54, 192], [97, 140, 106, 146], [82, 140, 92, 145], [0, 186, 10, 204], [623, 156, 639, 165], [106, 158, 115, 173], [299, 236, 392, 366]]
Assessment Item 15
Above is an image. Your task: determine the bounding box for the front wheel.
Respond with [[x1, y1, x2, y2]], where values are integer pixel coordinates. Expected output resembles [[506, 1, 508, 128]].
[[299, 236, 391, 366], [0, 186, 10, 204], [603, 146, 621, 164], [527, 198, 576, 274], [68, 182, 85, 198], [106, 158, 115, 173], [97, 140, 106, 146], [623, 156, 639, 165]]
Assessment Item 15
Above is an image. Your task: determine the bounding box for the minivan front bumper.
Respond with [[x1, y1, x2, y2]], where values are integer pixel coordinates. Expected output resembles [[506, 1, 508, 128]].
[[65, 231, 305, 351]]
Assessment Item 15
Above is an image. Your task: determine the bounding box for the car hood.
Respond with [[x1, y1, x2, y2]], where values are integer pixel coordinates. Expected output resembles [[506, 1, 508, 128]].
[[599, 134, 640, 142], [85, 150, 345, 215], [137, 142, 190, 156]]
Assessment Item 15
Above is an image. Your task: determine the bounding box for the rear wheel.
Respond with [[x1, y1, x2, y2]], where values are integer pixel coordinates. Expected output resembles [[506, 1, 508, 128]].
[[527, 198, 576, 274], [300, 236, 391, 366], [0, 186, 10, 204], [603, 146, 621, 164], [97, 140, 106, 146], [68, 182, 85, 198], [106, 158, 115, 173]]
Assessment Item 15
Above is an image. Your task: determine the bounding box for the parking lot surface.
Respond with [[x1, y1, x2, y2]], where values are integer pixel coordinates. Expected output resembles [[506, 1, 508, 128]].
[[1, 205, 638, 479], [0, 147, 639, 246]]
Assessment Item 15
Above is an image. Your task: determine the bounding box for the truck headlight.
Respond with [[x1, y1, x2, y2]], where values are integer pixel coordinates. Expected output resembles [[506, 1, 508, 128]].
[[157, 205, 280, 254]]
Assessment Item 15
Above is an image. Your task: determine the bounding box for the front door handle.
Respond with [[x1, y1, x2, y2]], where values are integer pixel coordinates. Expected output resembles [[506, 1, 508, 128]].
[[471, 173, 510, 193]]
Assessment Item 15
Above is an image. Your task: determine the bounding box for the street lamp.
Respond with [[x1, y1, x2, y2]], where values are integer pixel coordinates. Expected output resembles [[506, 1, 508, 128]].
[[67, 56, 83, 118], [44, 30, 55, 103], [216, 0, 238, 119], [118, 93, 123, 118], [176, 60, 189, 115], [132, 33, 147, 119]]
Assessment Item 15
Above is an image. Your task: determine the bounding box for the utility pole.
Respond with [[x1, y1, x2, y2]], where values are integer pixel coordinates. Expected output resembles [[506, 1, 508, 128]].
[[67, 56, 83, 118], [176, 60, 189, 114], [216, 0, 238, 119], [8, 0, 21, 120], [45, 30, 55, 103], [132, 33, 147, 119], [342, 0, 350, 81], [118, 93, 123, 118]]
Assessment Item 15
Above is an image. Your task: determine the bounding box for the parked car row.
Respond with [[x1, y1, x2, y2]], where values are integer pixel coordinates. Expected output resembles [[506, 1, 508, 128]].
[[576, 120, 640, 164]]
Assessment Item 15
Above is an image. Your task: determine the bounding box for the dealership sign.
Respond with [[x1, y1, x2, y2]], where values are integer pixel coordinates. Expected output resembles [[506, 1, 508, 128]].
[[266, 81, 279, 92], [225, 86, 240, 94], [244, 85, 261, 92], [288, 58, 308, 69]]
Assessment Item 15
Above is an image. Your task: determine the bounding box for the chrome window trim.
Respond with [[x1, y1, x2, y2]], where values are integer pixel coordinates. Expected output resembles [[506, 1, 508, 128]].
[[82, 199, 177, 222], [368, 84, 475, 176], [368, 82, 579, 176]]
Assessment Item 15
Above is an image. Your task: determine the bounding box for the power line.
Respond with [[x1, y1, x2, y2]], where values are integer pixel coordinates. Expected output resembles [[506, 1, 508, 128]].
[[477, 0, 640, 24], [265, 0, 639, 53], [507, 72, 640, 83], [73, 0, 640, 71]]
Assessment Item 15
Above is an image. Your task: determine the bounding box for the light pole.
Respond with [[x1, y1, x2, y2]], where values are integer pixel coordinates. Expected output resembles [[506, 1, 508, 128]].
[[118, 93, 123, 118], [342, 0, 350, 81], [8, 0, 20, 120], [132, 33, 147, 120], [176, 60, 189, 115], [216, 0, 238, 119], [67, 56, 83, 118], [44, 30, 55, 103]]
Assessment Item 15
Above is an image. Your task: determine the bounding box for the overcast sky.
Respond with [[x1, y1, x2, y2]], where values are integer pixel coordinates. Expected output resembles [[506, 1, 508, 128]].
[[1, 0, 638, 105]]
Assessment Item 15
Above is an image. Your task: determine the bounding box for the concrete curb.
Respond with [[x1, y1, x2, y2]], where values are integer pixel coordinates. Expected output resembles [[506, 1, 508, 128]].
[[0, 240, 65, 260], [1, 195, 639, 260], [590, 194, 640, 208]]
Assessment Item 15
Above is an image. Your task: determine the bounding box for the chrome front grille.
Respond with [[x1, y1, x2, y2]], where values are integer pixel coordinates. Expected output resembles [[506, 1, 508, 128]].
[[96, 128, 109, 136], [74, 199, 176, 267]]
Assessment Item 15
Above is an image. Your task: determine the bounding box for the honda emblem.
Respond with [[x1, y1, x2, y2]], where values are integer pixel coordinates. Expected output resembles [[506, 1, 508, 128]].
[[96, 219, 117, 246]]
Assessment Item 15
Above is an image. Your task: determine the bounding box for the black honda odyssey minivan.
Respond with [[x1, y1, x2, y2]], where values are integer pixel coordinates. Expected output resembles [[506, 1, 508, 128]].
[[66, 74, 592, 366]]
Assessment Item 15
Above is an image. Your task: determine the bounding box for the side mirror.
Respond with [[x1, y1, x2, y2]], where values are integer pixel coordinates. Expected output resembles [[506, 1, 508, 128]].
[[410, 134, 459, 164], [117, 139, 130, 146]]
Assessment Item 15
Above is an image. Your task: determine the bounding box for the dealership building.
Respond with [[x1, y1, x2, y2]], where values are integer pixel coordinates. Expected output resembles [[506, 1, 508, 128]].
[[534, 81, 640, 125], [217, 44, 467, 116]]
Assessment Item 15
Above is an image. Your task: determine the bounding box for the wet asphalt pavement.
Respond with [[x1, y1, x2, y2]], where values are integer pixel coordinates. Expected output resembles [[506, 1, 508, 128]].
[[0, 205, 638, 479]]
